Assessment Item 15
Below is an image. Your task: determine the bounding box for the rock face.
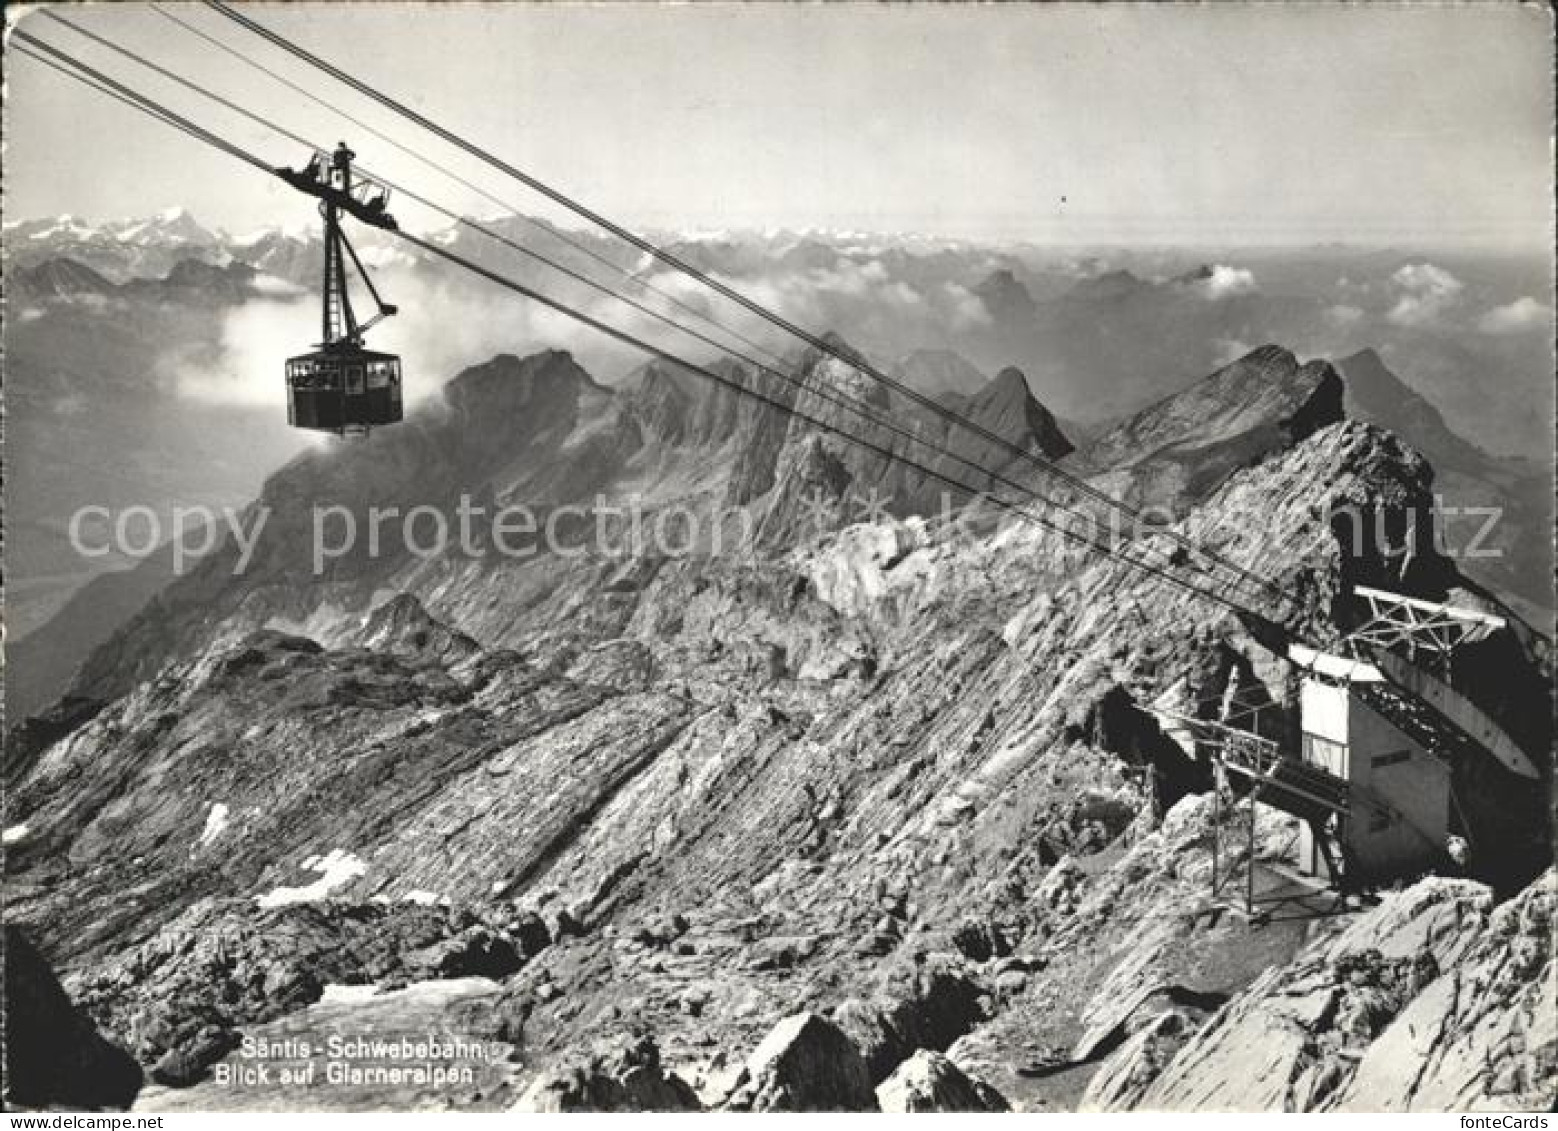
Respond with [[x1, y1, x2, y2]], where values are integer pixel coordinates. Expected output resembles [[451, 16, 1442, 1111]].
[[956, 366, 1075, 462], [1337, 348, 1552, 617], [5, 341, 1551, 1112], [725, 1013, 877, 1111], [12, 257, 261, 306], [2, 926, 142, 1110], [11, 257, 117, 301], [348, 593, 481, 664], [1074, 345, 1344, 508], [1087, 872, 1556, 1112], [877, 1050, 1010, 1112], [1335, 873, 1555, 1111], [1078, 1009, 1198, 1111], [50, 335, 1074, 713]]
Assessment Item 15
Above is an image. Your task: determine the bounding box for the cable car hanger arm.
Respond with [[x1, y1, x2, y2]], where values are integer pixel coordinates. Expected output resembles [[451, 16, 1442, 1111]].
[[334, 219, 398, 333]]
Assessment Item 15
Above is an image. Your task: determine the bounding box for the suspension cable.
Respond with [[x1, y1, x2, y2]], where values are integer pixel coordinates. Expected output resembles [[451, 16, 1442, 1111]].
[[148, 2, 803, 381], [204, 0, 1292, 610], [13, 30, 275, 178], [399, 228, 1275, 620], [11, 30, 1280, 623], [26, 15, 1227, 597]]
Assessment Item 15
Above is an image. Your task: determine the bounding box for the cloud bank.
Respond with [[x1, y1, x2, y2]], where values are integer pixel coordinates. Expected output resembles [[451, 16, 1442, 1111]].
[[1199, 264, 1258, 300], [1477, 295, 1551, 335], [1386, 262, 1463, 327]]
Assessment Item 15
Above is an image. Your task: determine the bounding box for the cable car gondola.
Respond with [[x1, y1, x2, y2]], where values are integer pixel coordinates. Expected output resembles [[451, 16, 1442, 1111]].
[[281, 142, 404, 434]]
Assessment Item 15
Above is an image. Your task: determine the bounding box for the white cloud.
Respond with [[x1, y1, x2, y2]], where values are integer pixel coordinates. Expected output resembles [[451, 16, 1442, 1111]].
[[1477, 295, 1552, 335], [1325, 303, 1365, 326], [1386, 262, 1464, 326], [172, 259, 677, 410], [943, 281, 991, 330], [1200, 264, 1258, 300], [250, 273, 304, 297]]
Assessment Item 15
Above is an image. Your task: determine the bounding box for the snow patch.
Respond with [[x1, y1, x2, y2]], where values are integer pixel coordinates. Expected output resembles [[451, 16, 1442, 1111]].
[[28, 215, 96, 241], [196, 802, 230, 850], [3, 824, 31, 846], [318, 983, 383, 1005], [402, 890, 447, 906], [256, 850, 367, 908]]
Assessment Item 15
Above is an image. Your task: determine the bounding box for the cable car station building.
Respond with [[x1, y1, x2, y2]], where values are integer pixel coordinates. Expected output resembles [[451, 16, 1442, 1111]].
[[1154, 586, 1541, 912], [1288, 643, 1454, 885]]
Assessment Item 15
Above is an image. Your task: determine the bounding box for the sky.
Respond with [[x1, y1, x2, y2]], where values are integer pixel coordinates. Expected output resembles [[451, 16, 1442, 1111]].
[[3, 2, 1554, 248]]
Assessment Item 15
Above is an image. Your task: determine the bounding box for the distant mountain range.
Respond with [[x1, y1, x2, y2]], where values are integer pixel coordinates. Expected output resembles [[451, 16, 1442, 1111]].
[[5, 208, 228, 283], [3, 209, 1550, 723], [12, 256, 271, 305]]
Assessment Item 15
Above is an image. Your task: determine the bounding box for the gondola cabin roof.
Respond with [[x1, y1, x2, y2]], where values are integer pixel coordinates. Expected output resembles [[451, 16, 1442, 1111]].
[[286, 344, 402, 365]]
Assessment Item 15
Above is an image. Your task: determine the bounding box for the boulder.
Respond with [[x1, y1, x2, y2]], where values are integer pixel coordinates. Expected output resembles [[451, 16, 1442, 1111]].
[[1079, 1010, 1197, 1111], [514, 1034, 700, 1112], [150, 1025, 240, 1088], [833, 962, 987, 1085], [725, 1012, 876, 1112], [2, 925, 143, 1109], [876, 1050, 1009, 1112]]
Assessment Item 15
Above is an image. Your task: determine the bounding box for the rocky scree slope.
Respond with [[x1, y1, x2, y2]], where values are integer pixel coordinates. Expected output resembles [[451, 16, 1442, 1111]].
[[4, 344, 1551, 1111]]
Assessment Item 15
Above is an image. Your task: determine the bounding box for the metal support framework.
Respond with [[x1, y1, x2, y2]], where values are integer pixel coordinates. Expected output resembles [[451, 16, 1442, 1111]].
[[1350, 585, 1503, 675], [303, 144, 399, 349], [1206, 760, 1308, 919], [321, 195, 354, 343], [1303, 593, 1540, 781], [1152, 706, 1351, 917], [1124, 672, 1285, 741]]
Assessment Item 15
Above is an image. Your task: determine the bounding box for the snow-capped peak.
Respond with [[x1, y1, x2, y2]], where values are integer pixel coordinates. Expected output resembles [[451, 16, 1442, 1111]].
[[111, 207, 218, 248], [18, 214, 99, 242]]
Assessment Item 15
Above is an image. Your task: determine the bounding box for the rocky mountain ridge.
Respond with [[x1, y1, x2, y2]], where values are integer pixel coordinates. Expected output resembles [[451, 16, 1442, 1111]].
[[1336, 348, 1552, 616], [5, 335, 1551, 1111], [12, 256, 270, 306], [40, 334, 1074, 714]]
